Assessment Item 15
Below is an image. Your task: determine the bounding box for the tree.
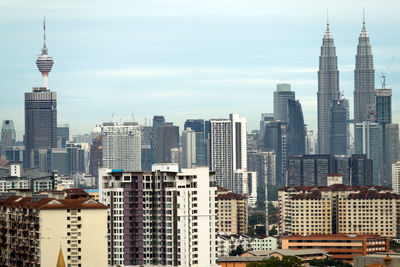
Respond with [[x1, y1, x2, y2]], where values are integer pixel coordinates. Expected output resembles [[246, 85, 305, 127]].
[[229, 245, 245, 256], [281, 256, 303, 267], [309, 259, 325, 267], [249, 212, 266, 227], [269, 225, 277, 236]]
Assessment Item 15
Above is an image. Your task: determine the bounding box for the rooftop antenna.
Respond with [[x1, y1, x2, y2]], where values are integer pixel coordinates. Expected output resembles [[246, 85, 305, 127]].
[[363, 7, 365, 26]]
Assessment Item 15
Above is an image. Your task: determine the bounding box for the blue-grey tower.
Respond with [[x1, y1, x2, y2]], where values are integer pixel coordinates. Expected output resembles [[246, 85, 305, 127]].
[[354, 12, 375, 124], [317, 19, 340, 154]]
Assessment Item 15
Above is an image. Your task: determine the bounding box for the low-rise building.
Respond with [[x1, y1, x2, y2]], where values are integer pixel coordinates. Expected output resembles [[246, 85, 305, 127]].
[[217, 234, 252, 256], [281, 234, 389, 263], [353, 252, 400, 267], [251, 236, 278, 251]]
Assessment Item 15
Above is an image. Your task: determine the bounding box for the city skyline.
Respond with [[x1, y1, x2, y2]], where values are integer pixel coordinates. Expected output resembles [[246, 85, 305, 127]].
[[1, 0, 399, 139]]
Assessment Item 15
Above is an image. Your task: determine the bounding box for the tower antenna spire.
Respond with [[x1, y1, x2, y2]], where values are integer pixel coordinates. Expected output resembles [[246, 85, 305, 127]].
[[363, 7, 365, 26], [327, 8, 329, 27], [43, 16, 47, 50]]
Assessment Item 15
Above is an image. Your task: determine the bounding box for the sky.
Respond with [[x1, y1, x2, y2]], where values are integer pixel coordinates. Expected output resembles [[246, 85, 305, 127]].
[[0, 0, 399, 139]]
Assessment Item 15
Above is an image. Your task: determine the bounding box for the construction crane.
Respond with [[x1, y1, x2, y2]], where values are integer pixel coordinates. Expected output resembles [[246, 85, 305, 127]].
[[380, 56, 395, 89]]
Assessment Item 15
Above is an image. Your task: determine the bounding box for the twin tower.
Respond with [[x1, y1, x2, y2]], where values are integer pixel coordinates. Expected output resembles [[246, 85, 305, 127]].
[[317, 17, 375, 154]]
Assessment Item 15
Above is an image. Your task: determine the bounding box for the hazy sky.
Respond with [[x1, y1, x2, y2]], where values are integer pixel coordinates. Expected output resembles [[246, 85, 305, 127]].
[[1, 0, 399, 139]]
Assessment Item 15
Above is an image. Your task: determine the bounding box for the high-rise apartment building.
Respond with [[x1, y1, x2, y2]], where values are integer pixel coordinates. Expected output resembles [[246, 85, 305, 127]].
[[0, 120, 16, 156], [24, 20, 57, 169], [101, 122, 141, 171], [329, 99, 349, 156], [355, 121, 383, 185], [210, 114, 247, 194], [273, 84, 295, 123], [89, 135, 102, 180], [354, 19, 375, 124], [317, 22, 340, 154], [217, 189, 248, 235], [99, 166, 218, 267], [279, 184, 399, 237], [287, 99, 305, 157], [0, 192, 108, 266], [392, 162, 400, 194]]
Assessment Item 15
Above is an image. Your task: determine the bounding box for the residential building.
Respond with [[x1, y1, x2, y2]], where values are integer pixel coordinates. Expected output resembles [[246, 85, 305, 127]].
[[273, 83, 295, 123], [99, 166, 218, 267], [354, 252, 400, 267], [392, 161, 400, 194], [1, 120, 16, 156], [250, 237, 278, 251], [101, 122, 141, 171], [329, 98, 349, 156], [278, 184, 399, 237], [354, 19, 375, 124], [217, 234, 253, 256], [241, 249, 329, 265], [217, 189, 247, 235], [210, 114, 247, 194], [318, 22, 340, 154], [281, 234, 389, 263], [0, 192, 108, 267]]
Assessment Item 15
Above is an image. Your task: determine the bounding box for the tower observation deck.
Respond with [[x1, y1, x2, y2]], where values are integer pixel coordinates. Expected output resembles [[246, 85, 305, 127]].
[[36, 17, 54, 88]]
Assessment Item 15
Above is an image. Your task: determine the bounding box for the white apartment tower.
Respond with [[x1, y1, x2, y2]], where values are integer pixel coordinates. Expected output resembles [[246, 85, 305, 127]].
[[393, 161, 400, 194], [98, 166, 218, 267], [101, 122, 141, 171], [210, 114, 247, 194], [182, 128, 196, 168]]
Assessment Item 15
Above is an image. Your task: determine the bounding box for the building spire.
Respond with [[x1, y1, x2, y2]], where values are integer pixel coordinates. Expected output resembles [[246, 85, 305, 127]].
[[327, 8, 329, 29], [42, 16, 48, 55]]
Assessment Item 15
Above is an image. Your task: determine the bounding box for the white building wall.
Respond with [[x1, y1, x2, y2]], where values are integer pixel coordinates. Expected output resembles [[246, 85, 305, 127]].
[[393, 162, 400, 194]]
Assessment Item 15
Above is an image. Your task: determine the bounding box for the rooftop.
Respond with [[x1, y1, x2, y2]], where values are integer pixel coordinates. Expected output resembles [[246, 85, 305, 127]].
[[281, 234, 387, 240]]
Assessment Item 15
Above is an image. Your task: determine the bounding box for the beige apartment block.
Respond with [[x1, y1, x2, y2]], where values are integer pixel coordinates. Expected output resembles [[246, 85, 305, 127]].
[[279, 184, 400, 237], [217, 187, 248, 234], [0, 194, 108, 267]]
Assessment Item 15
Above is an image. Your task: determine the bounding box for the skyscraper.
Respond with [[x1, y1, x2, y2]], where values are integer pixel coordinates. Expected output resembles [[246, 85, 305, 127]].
[[355, 121, 383, 185], [287, 99, 305, 157], [317, 22, 340, 154], [354, 17, 375, 124], [155, 122, 179, 163], [0, 120, 16, 156], [24, 19, 56, 168], [273, 84, 295, 123], [329, 99, 349, 156], [101, 122, 141, 171]]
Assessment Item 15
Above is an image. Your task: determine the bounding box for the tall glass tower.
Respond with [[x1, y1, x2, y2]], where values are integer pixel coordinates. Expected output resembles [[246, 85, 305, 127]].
[[354, 16, 375, 124], [317, 22, 340, 154]]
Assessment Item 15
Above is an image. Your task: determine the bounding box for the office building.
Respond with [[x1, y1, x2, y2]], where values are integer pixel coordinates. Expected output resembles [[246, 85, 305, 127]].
[[99, 166, 218, 267], [89, 135, 102, 180], [273, 84, 295, 123], [0, 192, 108, 266], [317, 22, 340, 154], [384, 124, 400, 186], [376, 89, 392, 125], [210, 114, 247, 193], [101, 122, 141, 171], [247, 171, 257, 208], [248, 151, 275, 207], [263, 121, 286, 186], [354, 19, 375, 124], [56, 124, 69, 148], [355, 121, 383, 185], [154, 122, 179, 163], [281, 234, 388, 263], [66, 143, 86, 175], [287, 99, 305, 157], [287, 154, 335, 186], [24, 20, 57, 169], [329, 98, 349, 156], [217, 189, 247, 235], [259, 113, 273, 142], [278, 184, 398, 237], [0, 120, 16, 156], [305, 130, 317, 155], [182, 128, 207, 169]]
